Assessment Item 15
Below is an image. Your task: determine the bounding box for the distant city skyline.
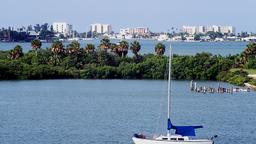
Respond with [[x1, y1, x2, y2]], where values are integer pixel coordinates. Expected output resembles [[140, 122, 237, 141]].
[[1, 0, 255, 33]]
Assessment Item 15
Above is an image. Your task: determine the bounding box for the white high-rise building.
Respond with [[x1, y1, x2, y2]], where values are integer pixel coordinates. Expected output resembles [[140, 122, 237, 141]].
[[182, 26, 197, 35], [212, 25, 220, 32], [182, 25, 235, 34], [53, 22, 73, 37], [198, 26, 205, 34], [90, 23, 112, 34], [205, 26, 214, 33], [220, 26, 235, 34]]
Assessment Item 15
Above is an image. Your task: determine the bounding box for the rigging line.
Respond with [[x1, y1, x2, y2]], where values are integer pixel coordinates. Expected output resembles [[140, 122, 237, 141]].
[[168, 43, 172, 119]]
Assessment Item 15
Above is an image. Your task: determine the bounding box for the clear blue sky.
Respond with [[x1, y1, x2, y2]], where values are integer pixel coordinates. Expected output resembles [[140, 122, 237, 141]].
[[1, 0, 255, 33]]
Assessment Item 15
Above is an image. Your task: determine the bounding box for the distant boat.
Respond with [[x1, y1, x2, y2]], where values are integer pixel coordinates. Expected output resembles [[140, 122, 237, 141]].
[[67, 37, 81, 41], [115, 34, 133, 40], [157, 34, 170, 41], [132, 43, 215, 144]]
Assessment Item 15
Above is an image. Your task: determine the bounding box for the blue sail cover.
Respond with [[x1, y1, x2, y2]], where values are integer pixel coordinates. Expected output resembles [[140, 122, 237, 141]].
[[167, 119, 172, 130], [174, 126, 202, 136], [167, 119, 203, 136]]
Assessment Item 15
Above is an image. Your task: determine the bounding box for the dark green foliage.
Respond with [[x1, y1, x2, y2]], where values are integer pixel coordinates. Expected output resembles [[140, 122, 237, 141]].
[[21, 49, 51, 65], [249, 79, 256, 86], [0, 60, 24, 79], [80, 64, 118, 79], [0, 40, 255, 87], [0, 46, 235, 81], [235, 43, 256, 68], [206, 31, 223, 40], [194, 34, 202, 41], [39, 30, 54, 40], [216, 69, 249, 86], [0, 30, 29, 42], [138, 55, 167, 79], [0, 50, 9, 60], [172, 53, 233, 80], [97, 51, 118, 66], [0, 62, 10, 79]]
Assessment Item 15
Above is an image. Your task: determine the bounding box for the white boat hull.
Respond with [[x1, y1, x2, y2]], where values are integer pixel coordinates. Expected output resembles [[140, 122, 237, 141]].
[[132, 137, 213, 144]]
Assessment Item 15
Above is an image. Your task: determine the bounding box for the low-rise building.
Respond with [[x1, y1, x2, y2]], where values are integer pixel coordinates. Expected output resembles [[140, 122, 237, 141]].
[[120, 27, 149, 36]]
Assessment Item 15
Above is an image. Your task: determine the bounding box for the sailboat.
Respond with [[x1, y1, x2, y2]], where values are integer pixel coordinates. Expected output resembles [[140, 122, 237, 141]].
[[132, 43, 215, 144]]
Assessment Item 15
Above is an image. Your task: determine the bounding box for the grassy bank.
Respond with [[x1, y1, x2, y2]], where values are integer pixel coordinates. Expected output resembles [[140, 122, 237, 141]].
[[230, 68, 256, 75]]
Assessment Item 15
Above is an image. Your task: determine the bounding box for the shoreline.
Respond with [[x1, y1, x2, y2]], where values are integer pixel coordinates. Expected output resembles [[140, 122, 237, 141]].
[[0, 40, 250, 43], [245, 83, 256, 90]]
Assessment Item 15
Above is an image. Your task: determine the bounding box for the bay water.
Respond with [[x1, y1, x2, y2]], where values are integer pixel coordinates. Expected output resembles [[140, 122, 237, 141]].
[[0, 40, 249, 56], [0, 80, 255, 144]]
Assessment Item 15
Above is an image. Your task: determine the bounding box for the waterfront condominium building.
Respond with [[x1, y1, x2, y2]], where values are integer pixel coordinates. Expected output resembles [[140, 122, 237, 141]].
[[90, 23, 112, 34], [198, 26, 205, 34], [120, 27, 149, 35], [182, 26, 197, 35], [203, 25, 219, 33], [53, 22, 73, 37], [182, 25, 235, 35], [219, 26, 235, 34]]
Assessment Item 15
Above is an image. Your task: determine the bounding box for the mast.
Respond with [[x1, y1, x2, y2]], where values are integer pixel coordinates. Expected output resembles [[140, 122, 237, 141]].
[[167, 43, 172, 136]]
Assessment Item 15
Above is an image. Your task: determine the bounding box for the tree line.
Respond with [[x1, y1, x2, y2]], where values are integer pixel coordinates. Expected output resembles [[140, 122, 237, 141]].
[[0, 38, 167, 80], [0, 38, 256, 86], [0, 23, 55, 42]]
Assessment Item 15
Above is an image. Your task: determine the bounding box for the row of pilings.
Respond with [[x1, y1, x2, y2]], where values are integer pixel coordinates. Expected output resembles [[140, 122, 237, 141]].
[[190, 80, 250, 94]]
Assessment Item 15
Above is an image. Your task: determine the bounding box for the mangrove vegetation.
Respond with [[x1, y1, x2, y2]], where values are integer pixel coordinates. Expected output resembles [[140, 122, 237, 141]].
[[0, 38, 256, 86]]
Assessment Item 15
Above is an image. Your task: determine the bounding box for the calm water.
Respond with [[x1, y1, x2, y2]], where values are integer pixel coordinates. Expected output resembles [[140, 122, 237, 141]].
[[0, 80, 255, 144], [0, 40, 249, 56]]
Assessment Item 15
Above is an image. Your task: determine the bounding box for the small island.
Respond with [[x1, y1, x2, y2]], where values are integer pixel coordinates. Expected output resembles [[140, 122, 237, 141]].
[[0, 38, 256, 88]]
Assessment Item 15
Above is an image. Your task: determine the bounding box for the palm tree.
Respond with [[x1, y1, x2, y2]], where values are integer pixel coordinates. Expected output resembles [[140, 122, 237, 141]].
[[110, 43, 118, 53], [31, 39, 42, 56], [244, 43, 256, 57], [155, 42, 166, 56], [51, 41, 65, 55], [68, 40, 80, 49], [8, 45, 24, 60], [50, 41, 65, 65], [235, 43, 256, 67], [85, 43, 95, 53], [117, 40, 129, 57], [67, 40, 81, 56], [31, 39, 42, 50], [99, 37, 111, 51], [130, 41, 141, 57]]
